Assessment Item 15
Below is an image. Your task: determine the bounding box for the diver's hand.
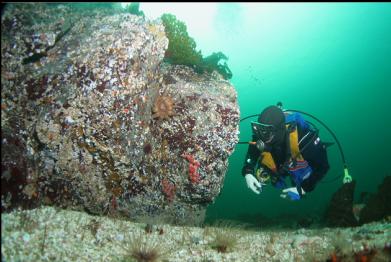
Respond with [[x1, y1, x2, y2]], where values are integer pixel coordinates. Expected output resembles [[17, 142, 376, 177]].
[[280, 187, 305, 201], [245, 174, 263, 194]]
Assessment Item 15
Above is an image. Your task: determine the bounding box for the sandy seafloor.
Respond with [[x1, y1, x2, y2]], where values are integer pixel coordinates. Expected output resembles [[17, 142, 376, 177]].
[[1, 206, 390, 261]]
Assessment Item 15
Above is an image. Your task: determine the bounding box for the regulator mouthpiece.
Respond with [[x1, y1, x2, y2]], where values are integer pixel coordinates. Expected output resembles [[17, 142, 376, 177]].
[[256, 139, 266, 152]]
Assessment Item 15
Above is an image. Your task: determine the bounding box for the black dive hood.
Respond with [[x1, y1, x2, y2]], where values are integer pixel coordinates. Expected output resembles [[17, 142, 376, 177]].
[[249, 105, 286, 152]]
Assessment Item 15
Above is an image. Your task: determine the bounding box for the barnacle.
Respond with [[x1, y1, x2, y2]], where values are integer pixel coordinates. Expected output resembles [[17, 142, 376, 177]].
[[152, 95, 175, 120]]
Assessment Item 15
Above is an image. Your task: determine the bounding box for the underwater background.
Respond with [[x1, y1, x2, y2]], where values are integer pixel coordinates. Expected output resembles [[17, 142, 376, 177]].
[[135, 2, 391, 225], [2, 2, 391, 226]]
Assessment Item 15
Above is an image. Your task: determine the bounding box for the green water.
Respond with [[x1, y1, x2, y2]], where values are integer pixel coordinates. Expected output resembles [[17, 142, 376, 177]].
[[197, 3, 391, 224]]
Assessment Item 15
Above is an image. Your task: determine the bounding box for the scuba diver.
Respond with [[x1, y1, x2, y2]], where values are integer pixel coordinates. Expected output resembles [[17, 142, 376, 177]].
[[241, 105, 332, 200]]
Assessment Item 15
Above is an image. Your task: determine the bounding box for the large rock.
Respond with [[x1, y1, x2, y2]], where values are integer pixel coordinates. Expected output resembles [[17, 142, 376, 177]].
[[359, 176, 391, 224], [324, 181, 358, 227], [1, 4, 240, 225]]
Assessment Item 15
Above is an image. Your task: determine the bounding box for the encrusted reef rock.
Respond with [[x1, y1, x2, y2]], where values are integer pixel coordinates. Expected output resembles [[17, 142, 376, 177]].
[[1, 4, 240, 225], [359, 176, 391, 224], [324, 181, 358, 227]]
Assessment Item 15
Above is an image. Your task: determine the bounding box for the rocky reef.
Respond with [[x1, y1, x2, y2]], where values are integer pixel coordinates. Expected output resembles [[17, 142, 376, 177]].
[[324, 181, 358, 227], [1, 4, 240, 225], [324, 176, 391, 227], [359, 176, 391, 225], [2, 206, 390, 261]]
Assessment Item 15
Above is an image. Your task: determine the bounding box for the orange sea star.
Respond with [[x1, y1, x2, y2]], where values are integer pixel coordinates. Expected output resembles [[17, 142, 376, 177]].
[[152, 95, 175, 120]]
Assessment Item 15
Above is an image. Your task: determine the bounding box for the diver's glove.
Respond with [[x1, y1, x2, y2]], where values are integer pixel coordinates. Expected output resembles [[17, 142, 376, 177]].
[[245, 174, 264, 194], [280, 187, 305, 201]]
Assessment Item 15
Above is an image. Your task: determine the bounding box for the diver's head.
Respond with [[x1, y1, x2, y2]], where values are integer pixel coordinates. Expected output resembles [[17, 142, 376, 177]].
[[252, 106, 286, 150]]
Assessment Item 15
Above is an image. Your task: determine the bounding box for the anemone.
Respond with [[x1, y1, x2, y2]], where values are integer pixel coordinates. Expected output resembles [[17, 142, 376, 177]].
[[207, 221, 240, 253], [124, 235, 170, 262]]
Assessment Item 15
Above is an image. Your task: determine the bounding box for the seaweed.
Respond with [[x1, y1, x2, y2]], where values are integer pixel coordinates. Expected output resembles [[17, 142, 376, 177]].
[[161, 13, 203, 68], [161, 14, 233, 80], [125, 2, 145, 17], [198, 52, 233, 80]]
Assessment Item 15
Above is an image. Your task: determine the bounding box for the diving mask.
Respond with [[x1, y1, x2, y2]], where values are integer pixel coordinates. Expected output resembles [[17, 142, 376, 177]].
[[251, 121, 276, 146]]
